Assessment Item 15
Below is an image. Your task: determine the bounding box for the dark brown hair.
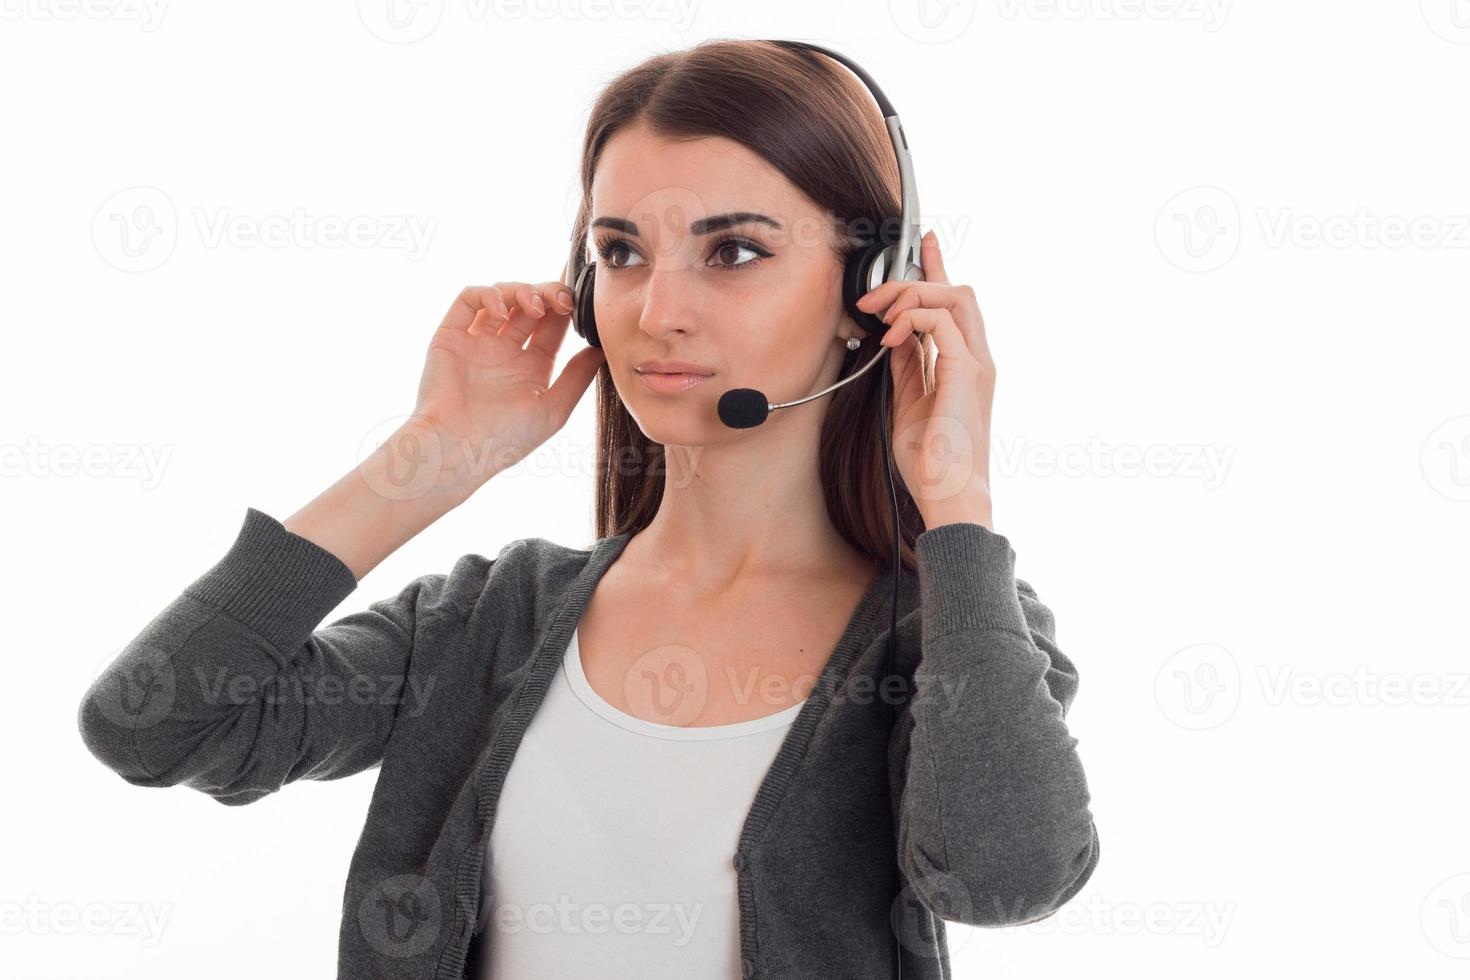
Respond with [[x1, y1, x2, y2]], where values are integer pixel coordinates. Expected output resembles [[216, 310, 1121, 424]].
[[571, 38, 932, 572]]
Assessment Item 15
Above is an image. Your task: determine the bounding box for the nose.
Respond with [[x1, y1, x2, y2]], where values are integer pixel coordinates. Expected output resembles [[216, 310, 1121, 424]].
[[637, 266, 703, 342]]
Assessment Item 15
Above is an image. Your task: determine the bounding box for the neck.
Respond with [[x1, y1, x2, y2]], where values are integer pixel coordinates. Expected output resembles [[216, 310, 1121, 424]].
[[628, 416, 872, 593]]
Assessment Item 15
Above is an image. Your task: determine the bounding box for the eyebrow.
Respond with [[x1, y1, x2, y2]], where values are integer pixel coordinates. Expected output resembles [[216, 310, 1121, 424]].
[[589, 211, 783, 237]]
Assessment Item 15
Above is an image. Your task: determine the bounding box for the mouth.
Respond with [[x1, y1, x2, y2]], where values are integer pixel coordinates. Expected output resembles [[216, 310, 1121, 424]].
[[635, 360, 715, 376], [636, 371, 713, 394], [634, 360, 715, 394]]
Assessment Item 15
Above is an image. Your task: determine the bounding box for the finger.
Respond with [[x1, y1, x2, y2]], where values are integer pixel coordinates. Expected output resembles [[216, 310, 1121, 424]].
[[493, 281, 546, 320], [879, 308, 979, 372], [507, 282, 576, 348], [439, 285, 511, 337], [918, 229, 949, 284], [526, 304, 574, 357], [492, 282, 556, 346], [853, 277, 918, 314], [873, 283, 986, 356], [913, 230, 993, 361], [541, 280, 575, 315], [465, 305, 502, 338], [544, 344, 607, 426]]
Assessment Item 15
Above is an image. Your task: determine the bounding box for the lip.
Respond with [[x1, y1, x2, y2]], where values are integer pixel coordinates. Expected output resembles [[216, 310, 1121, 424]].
[[637, 372, 712, 394], [636, 360, 715, 376]]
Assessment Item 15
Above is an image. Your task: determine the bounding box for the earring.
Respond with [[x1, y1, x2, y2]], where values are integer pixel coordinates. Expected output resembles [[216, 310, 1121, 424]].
[[846, 336, 861, 350]]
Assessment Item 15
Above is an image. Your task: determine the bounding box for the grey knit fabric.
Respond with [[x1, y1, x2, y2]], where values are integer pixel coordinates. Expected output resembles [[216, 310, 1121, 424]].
[[78, 507, 1099, 979]]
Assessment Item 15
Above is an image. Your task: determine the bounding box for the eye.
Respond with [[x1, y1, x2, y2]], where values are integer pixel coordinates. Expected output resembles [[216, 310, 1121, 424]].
[[707, 237, 771, 271], [594, 235, 645, 272], [592, 234, 772, 273]]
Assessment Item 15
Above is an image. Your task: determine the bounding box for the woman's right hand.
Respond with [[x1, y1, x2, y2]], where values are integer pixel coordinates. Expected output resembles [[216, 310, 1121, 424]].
[[408, 274, 606, 497]]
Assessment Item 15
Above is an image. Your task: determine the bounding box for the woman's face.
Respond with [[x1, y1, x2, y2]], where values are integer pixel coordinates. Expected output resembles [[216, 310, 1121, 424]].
[[587, 120, 857, 445]]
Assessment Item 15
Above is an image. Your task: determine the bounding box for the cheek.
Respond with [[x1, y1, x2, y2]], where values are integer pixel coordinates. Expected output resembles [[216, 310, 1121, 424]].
[[732, 265, 843, 361]]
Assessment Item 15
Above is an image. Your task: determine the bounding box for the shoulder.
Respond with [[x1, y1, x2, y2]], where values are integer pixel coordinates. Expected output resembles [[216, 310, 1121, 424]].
[[419, 532, 621, 618]]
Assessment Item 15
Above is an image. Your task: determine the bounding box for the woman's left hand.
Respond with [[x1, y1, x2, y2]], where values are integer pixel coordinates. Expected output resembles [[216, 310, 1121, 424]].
[[855, 229, 995, 532]]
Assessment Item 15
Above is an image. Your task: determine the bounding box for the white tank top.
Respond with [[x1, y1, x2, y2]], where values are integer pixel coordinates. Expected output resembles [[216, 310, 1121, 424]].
[[474, 624, 805, 979]]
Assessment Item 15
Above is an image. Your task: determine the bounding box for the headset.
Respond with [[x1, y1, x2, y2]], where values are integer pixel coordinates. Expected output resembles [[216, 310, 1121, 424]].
[[562, 39, 924, 978]]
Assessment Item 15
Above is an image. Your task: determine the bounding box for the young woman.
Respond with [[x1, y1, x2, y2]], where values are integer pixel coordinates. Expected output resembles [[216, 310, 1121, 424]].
[[80, 39, 1098, 980]]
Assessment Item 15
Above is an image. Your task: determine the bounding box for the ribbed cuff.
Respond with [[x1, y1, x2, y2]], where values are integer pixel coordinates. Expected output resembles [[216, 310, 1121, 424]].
[[182, 507, 361, 655], [914, 521, 1029, 642]]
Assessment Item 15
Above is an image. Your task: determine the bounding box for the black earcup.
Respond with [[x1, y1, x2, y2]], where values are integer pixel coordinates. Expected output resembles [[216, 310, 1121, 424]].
[[842, 217, 908, 336], [571, 260, 600, 349], [842, 238, 892, 337]]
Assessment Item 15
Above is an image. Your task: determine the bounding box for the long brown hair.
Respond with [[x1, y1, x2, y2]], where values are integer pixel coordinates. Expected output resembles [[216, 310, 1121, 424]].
[[570, 39, 932, 573]]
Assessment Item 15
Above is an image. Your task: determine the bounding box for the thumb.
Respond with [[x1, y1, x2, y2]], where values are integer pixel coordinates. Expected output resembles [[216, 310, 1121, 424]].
[[544, 344, 607, 425]]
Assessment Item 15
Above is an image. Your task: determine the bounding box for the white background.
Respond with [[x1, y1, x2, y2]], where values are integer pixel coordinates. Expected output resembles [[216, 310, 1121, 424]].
[[4, 1, 1469, 977]]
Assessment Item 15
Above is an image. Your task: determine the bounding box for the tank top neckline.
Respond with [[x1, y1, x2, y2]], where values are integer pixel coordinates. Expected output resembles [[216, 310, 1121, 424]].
[[563, 625, 806, 741]]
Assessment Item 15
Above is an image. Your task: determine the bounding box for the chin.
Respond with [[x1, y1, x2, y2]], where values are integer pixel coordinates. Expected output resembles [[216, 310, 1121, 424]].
[[624, 401, 726, 449]]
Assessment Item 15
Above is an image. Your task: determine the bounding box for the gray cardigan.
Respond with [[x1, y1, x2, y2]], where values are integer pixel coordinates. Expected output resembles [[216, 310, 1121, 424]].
[[78, 507, 1099, 979]]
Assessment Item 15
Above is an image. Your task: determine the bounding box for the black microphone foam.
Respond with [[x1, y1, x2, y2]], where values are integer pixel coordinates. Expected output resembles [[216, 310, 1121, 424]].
[[717, 388, 770, 429]]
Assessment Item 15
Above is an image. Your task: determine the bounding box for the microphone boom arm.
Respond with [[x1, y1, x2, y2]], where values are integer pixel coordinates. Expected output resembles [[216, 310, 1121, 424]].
[[766, 344, 892, 413]]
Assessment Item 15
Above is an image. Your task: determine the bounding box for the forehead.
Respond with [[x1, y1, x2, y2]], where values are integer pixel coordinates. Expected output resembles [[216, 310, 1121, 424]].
[[591, 122, 809, 231]]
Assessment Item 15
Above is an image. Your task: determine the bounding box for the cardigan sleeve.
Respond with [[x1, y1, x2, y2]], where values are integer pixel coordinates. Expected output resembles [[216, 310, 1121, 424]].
[[888, 520, 1100, 928], [77, 507, 455, 807]]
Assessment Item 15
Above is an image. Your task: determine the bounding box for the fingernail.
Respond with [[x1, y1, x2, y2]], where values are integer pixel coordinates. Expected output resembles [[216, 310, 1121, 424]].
[[495, 302, 510, 319], [555, 290, 573, 310], [530, 296, 545, 314]]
